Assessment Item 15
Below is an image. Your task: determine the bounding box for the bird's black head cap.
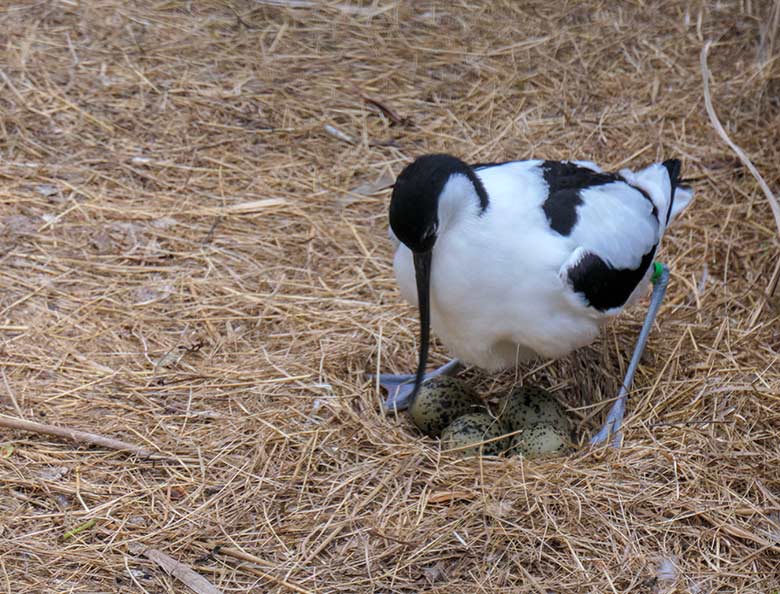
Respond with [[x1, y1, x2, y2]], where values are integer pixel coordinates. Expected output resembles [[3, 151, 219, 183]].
[[387, 154, 488, 409], [389, 154, 487, 252]]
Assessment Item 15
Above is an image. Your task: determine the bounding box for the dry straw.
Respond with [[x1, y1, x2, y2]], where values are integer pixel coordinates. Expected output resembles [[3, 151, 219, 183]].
[[1, 1, 779, 592]]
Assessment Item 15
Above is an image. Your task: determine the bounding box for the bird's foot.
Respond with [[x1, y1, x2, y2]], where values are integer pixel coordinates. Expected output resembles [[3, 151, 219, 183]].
[[366, 359, 462, 411], [589, 395, 625, 448]]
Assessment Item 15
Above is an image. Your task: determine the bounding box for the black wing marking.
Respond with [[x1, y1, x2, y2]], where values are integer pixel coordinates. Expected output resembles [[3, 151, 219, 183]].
[[539, 161, 659, 236], [566, 246, 657, 312], [540, 162, 618, 237], [540, 161, 620, 190], [542, 188, 583, 235]]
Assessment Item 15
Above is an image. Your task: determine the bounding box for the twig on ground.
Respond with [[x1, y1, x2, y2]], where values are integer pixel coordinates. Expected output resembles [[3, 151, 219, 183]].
[[129, 544, 223, 594], [0, 415, 165, 460]]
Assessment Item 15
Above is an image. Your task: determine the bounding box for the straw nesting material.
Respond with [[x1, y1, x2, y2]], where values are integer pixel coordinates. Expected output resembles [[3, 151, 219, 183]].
[[1, 1, 779, 592]]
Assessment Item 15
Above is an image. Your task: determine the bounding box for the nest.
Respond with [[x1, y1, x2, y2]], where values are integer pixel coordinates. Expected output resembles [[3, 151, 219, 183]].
[[1, 1, 779, 592]]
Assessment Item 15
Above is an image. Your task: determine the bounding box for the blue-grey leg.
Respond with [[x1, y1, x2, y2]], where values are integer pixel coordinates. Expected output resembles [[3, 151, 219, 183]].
[[590, 263, 670, 448], [366, 359, 463, 411]]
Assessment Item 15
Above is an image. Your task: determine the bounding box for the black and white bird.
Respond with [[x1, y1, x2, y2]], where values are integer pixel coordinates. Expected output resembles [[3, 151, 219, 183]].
[[371, 154, 692, 446]]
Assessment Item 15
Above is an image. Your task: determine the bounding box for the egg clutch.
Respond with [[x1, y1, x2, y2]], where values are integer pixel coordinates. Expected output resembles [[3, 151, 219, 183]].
[[406, 376, 574, 458]]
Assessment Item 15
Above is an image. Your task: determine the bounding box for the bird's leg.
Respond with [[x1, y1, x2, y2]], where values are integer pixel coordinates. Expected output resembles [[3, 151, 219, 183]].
[[590, 263, 670, 448], [366, 359, 462, 411]]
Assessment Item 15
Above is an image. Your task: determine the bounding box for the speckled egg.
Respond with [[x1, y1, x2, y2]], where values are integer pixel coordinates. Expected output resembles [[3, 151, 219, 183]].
[[497, 385, 570, 434], [440, 412, 508, 457], [510, 422, 570, 458], [409, 376, 485, 437]]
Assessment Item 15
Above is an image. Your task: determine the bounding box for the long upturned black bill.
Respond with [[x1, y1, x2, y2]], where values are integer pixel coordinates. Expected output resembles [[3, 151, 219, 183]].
[[410, 249, 432, 404]]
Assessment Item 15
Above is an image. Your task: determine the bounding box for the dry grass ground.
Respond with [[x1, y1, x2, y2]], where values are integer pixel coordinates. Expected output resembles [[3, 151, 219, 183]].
[[1, 1, 779, 592]]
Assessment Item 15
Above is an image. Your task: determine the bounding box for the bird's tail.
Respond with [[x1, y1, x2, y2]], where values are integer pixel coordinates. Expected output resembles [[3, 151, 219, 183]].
[[620, 160, 693, 231], [661, 159, 693, 225]]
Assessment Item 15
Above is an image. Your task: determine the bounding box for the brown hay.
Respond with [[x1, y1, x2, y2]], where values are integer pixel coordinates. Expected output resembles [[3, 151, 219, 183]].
[[1, 1, 779, 592]]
